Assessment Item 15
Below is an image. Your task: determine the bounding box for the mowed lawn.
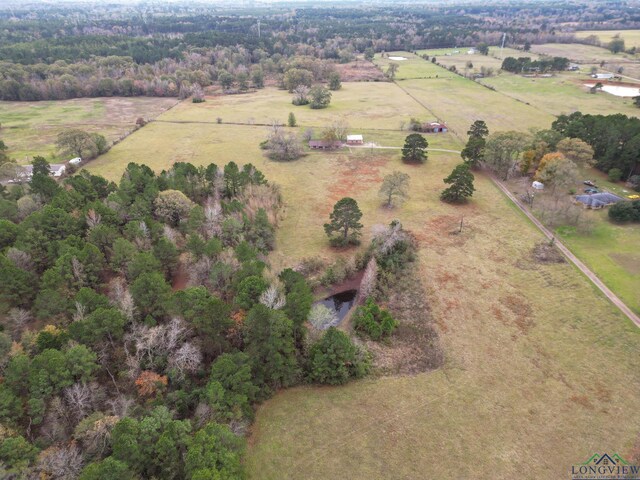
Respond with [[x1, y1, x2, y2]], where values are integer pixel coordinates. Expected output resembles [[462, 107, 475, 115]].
[[0, 96, 178, 161], [83, 98, 640, 479], [161, 82, 428, 132], [576, 29, 640, 49]]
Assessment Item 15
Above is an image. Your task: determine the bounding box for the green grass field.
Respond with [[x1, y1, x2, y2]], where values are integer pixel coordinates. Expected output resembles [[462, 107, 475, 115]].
[[417, 46, 539, 74], [576, 29, 640, 49], [0, 96, 177, 161], [531, 43, 638, 63], [161, 82, 431, 132], [479, 72, 640, 117], [80, 90, 640, 479]]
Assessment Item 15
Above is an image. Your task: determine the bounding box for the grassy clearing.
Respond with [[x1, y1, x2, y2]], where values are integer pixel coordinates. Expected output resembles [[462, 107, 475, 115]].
[[576, 29, 640, 49], [373, 52, 554, 136], [531, 43, 638, 63], [375, 51, 459, 80], [161, 82, 428, 131], [83, 96, 640, 479], [479, 72, 640, 117], [246, 153, 640, 480], [417, 46, 539, 73], [0, 96, 177, 161]]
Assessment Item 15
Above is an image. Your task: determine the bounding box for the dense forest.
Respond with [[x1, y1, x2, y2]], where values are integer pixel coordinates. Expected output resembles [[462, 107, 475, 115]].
[[0, 1, 636, 100], [0, 156, 418, 478]]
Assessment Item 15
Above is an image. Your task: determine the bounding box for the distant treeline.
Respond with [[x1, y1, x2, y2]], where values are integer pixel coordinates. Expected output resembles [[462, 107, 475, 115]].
[[501, 56, 570, 73]]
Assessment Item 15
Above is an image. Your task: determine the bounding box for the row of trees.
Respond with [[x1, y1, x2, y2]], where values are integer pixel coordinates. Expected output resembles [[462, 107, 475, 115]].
[[500, 56, 570, 73]]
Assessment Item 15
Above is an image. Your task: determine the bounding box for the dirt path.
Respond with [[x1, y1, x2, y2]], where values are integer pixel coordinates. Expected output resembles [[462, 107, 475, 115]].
[[348, 144, 462, 154], [491, 174, 640, 328]]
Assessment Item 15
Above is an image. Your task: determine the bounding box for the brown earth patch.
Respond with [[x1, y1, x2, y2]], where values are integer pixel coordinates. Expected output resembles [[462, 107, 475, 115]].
[[500, 294, 534, 334], [322, 155, 388, 215], [570, 394, 595, 410], [334, 61, 387, 82], [610, 252, 640, 275], [366, 264, 443, 375], [532, 241, 566, 264]]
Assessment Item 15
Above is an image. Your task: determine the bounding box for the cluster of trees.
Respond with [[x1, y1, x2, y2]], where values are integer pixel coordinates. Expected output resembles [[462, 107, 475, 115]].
[[0, 157, 378, 478], [552, 112, 640, 180], [500, 56, 570, 73], [609, 200, 640, 223]]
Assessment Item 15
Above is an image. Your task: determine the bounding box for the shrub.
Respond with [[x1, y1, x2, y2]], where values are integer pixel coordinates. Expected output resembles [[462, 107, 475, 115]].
[[608, 168, 623, 182], [307, 327, 370, 385], [352, 299, 397, 340], [608, 200, 640, 223]]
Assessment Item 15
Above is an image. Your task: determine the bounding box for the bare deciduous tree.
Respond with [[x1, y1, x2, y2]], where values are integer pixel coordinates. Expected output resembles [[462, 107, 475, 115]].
[[379, 171, 410, 207], [85, 209, 102, 229], [358, 257, 378, 302], [36, 444, 84, 480], [109, 277, 135, 322], [259, 285, 286, 309], [7, 307, 31, 339], [168, 342, 202, 379], [6, 248, 34, 271]]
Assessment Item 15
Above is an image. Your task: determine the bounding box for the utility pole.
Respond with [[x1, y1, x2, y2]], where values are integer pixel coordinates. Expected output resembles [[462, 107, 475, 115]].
[[459, 216, 464, 233], [257, 20, 261, 39], [500, 33, 506, 59]]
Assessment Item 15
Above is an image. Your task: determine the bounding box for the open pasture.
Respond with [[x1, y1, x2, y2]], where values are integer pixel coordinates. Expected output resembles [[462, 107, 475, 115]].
[[531, 43, 638, 64], [0, 96, 177, 162], [161, 82, 430, 132], [418, 46, 539, 74], [576, 29, 640, 49], [243, 143, 640, 479], [82, 84, 640, 480], [479, 72, 640, 117]]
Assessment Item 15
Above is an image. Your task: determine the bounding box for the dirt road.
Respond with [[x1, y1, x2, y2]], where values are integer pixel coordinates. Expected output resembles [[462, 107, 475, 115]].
[[491, 175, 640, 328]]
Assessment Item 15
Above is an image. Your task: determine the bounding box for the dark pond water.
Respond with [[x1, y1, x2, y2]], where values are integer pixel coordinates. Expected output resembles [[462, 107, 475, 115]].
[[316, 289, 358, 322]]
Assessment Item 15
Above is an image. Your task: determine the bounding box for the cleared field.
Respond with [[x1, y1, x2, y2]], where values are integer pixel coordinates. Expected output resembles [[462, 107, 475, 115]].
[[83, 97, 640, 479], [531, 43, 638, 63], [375, 51, 459, 80], [417, 46, 539, 74], [576, 29, 640, 49], [161, 82, 430, 132], [372, 52, 555, 136], [245, 152, 640, 479], [0, 96, 178, 161], [479, 72, 640, 117]]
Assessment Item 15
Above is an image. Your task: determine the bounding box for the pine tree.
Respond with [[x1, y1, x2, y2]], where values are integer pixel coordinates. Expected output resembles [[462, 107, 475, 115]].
[[440, 163, 475, 203], [323, 197, 363, 247]]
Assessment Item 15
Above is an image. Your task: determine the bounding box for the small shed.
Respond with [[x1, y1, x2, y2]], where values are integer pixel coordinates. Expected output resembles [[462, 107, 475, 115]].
[[346, 135, 364, 145], [575, 192, 623, 209], [532, 181, 544, 190], [69, 157, 82, 165], [308, 140, 342, 150], [50, 164, 67, 177]]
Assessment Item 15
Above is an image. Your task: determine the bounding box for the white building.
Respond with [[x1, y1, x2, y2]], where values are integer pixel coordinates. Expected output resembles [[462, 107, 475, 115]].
[[346, 134, 364, 145], [532, 181, 544, 190], [15, 163, 66, 181], [69, 157, 82, 165], [591, 73, 614, 80]]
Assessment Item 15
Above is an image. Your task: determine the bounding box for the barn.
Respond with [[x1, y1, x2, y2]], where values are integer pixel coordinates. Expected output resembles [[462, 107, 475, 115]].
[[308, 140, 342, 150], [423, 122, 448, 133]]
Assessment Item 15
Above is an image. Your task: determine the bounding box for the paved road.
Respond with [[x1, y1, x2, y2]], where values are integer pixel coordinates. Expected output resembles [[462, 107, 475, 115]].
[[491, 175, 640, 328]]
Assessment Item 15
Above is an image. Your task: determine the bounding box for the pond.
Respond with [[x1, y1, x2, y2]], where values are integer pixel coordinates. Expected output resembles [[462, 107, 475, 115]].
[[316, 289, 358, 322]]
